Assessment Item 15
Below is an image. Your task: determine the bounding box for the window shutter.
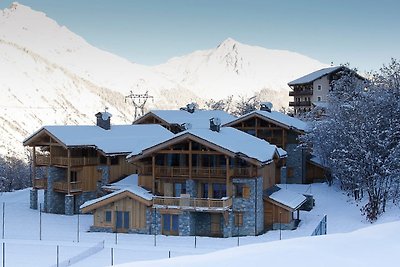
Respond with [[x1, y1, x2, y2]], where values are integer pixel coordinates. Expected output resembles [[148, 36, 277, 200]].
[[243, 186, 250, 198]]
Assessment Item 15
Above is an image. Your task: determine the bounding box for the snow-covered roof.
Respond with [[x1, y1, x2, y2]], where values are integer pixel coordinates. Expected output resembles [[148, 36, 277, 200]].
[[288, 66, 342, 86], [129, 127, 283, 164], [80, 187, 154, 210], [225, 110, 308, 133], [309, 155, 328, 168], [268, 187, 307, 210], [136, 109, 237, 129], [80, 175, 154, 210], [102, 174, 139, 191], [24, 124, 174, 155]]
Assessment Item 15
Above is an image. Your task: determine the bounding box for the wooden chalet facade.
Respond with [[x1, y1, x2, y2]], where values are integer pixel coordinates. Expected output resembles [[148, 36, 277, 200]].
[[81, 126, 308, 237], [23, 112, 173, 215], [224, 106, 326, 184]]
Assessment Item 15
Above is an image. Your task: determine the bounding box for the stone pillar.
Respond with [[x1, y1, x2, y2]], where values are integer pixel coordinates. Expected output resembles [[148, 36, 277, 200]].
[[186, 179, 197, 197], [65, 194, 74, 215], [30, 189, 38, 210]]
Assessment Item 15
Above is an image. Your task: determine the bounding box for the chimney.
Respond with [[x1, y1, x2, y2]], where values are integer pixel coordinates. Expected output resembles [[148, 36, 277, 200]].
[[95, 109, 112, 130], [260, 102, 273, 112], [209, 117, 221, 132], [180, 102, 197, 113]]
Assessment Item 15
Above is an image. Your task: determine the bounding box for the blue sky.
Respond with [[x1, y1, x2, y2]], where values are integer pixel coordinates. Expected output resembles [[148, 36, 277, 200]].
[[1, 0, 399, 72]]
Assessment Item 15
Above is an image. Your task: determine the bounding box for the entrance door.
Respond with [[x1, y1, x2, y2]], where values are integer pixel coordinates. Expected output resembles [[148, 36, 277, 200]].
[[162, 214, 179, 236], [210, 214, 221, 237], [116, 211, 130, 232]]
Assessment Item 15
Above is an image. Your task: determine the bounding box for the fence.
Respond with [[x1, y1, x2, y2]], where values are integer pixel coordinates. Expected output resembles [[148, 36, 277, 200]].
[[311, 215, 327, 236], [50, 240, 104, 267]]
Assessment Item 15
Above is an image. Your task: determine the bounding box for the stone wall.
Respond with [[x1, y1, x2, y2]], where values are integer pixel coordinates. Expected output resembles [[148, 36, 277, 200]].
[[285, 144, 306, 184], [232, 177, 264, 236], [186, 179, 197, 198], [45, 167, 66, 214], [179, 211, 194, 236]]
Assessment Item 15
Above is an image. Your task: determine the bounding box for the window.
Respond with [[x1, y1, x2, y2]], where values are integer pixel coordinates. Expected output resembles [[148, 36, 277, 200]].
[[105, 211, 112, 223], [234, 212, 243, 227], [162, 214, 179, 235], [110, 156, 119, 165], [317, 85, 321, 90], [70, 171, 78, 182], [202, 183, 209, 198], [235, 184, 250, 198], [317, 96, 321, 101], [174, 183, 186, 197], [235, 183, 244, 197], [212, 183, 226, 199]]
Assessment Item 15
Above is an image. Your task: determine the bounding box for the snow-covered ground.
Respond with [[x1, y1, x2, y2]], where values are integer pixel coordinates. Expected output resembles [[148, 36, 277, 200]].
[[0, 183, 398, 266]]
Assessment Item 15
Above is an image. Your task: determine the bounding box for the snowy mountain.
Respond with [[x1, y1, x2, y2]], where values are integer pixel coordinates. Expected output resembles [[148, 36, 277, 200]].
[[0, 3, 327, 158], [155, 37, 328, 106]]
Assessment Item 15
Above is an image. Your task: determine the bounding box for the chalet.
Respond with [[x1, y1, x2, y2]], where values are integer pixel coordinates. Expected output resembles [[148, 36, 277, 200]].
[[288, 66, 364, 115], [23, 112, 173, 215], [80, 122, 309, 237], [133, 104, 236, 133], [223, 104, 315, 184]]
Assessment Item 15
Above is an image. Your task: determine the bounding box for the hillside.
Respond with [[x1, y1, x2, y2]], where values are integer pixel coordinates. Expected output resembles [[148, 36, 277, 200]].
[[0, 3, 327, 158]]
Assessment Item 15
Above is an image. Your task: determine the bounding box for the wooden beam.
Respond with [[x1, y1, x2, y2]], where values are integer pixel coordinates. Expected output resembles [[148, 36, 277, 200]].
[[32, 146, 36, 185], [189, 141, 192, 179], [152, 155, 156, 194], [226, 156, 230, 197], [67, 149, 71, 195]]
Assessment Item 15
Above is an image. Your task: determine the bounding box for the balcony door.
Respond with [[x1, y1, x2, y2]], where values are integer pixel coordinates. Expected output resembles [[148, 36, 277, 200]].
[[212, 183, 226, 199], [210, 214, 221, 237], [162, 214, 179, 236], [116, 211, 130, 233]]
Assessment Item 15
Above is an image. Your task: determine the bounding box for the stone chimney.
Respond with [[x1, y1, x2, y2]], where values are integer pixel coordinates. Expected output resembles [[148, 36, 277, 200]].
[[95, 110, 112, 130], [209, 117, 221, 132], [260, 102, 273, 112], [180, 102, 197, 113]]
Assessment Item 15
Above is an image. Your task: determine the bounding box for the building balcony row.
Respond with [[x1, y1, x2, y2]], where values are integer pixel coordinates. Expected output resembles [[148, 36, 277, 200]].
[[289, 89, 313, 96], [35, 155, 99, 167], [289, 101, 312, 107]]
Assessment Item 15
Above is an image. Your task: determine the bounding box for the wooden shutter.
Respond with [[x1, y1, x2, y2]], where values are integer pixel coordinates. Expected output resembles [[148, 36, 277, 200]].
[[243, 186, 250, 199]]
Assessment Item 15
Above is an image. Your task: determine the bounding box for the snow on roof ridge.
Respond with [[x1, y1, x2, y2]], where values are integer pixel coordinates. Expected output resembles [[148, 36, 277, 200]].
[[288, 66, 342, 86]]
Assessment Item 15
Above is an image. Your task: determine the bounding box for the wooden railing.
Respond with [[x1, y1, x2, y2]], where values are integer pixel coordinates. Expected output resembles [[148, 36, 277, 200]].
[[37, 156, 99, 166], [36, 155, 50, 165], [53, 181, 82, 193], [153, 196, 232, 210], [142, 165, 257, 178], [289, 89, 313, 96], [289, 101, 312, 107], [33, 178, 47, 189]]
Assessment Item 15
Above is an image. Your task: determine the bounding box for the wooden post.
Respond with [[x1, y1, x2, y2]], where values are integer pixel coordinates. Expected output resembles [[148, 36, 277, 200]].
[[188, 141, 192, 179], [225, 156, 230, 197], [152, 155, 156, 194], [67, 149, 71, 195], [32, 146, 36, 186]]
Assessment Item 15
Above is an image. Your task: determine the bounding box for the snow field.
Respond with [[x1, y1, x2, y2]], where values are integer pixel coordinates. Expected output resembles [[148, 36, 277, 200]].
[[0, 183, 397, 266]]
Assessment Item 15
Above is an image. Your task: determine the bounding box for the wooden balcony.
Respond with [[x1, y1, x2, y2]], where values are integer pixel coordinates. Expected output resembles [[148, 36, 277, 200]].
[[36, 156, 99, 167], [53, 181, 82, 194], [36, 155, 50, 166], [142, 165, 258, 178], [289, 89, 313, 96], [153, 196, 232, 211], [289, 101, 312, 107], [33, 178, 47, 189]]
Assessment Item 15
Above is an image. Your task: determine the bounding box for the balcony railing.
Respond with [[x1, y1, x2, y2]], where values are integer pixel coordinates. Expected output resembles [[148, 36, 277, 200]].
[[53, 181, 82, 193], [289, 90, 313, 96], [289, 101, 312, 107], [36, 156, 99, 166], [153, 196, 232, 210], [142, 165, 258, 178], [33, 178, 47, 189], [36, 155, 50, 166]]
